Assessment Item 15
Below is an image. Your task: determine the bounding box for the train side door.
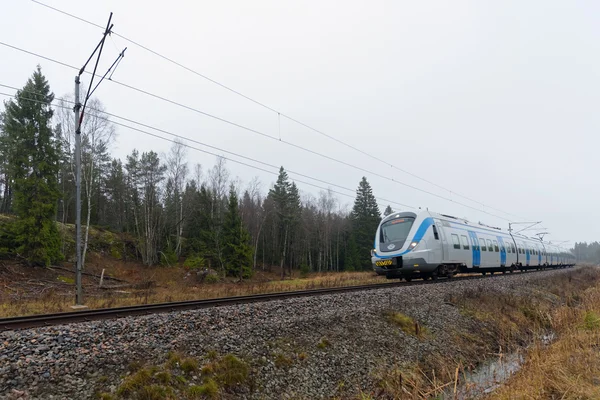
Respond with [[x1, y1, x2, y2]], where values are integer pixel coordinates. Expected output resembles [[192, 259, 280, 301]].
[[433, 219, 448, 261], [469, 231, 480, 267], [497, 236, 507, 266]]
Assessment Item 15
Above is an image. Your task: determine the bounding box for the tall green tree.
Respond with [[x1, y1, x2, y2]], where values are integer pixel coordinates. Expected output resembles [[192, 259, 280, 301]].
[[268, 167, 294, 278], [223, 185, 253, 279], [1, 67, 62, 265], [350, 177, 380, 270]]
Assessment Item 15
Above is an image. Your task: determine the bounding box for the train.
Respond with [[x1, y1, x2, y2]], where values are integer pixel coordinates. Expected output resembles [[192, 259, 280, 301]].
[[371, 210, 575, 281]]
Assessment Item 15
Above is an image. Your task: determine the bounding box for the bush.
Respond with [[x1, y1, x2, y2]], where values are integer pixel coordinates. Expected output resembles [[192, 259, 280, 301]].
[[204, 273, 219, 284], [160, 244, 178, 267], [0, 219, 18, 259], [184, 254, 205, 270], [299, 263, 311, 278]]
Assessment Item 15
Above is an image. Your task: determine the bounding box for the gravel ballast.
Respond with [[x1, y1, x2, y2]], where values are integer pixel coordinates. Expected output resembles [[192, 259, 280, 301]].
[[0, 268, 581, 399]]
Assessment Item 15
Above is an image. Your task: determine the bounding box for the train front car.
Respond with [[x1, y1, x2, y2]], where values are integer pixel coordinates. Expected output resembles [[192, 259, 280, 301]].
[[372, 211, 440, 281]]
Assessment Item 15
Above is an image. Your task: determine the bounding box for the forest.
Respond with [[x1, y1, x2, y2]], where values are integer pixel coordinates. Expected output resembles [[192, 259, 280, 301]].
[[0, 68, 594, 278], [0, 67, 387, 278]]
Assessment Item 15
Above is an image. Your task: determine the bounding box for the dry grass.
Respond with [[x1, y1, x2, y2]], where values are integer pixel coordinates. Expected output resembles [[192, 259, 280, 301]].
[[488, 272, 600, 399], [0, 261, 385, 317], [356, 268, 600, 400]]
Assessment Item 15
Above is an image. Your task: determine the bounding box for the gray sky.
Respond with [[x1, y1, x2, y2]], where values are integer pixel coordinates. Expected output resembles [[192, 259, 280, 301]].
[[1, 0, 598, 244]]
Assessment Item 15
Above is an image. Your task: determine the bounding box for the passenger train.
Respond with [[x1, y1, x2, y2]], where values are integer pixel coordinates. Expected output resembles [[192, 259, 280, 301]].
[[371, 210, 575, 280]]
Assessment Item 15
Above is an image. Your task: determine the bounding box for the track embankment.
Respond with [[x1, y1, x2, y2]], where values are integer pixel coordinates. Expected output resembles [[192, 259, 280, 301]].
[[0, 267, 594, 399]]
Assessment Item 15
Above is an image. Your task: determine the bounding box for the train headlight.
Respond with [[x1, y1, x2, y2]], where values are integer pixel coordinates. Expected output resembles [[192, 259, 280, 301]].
[[370, 249, 375, 257], [408, 241, 419, 250]]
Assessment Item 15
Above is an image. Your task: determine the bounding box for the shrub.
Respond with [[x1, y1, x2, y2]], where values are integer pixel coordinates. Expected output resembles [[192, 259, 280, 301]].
[[160, 245, 178, 267], [299, 263, 311, 278], [184, 254, 205, 270], [204, 273, 219, 284]]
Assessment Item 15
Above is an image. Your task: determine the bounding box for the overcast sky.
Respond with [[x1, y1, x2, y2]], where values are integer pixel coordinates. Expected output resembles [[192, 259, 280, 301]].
[[1, 0, 598, 244]]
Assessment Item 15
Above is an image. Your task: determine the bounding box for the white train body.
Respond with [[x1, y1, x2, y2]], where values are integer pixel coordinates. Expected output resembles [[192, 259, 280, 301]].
[[372, 210, 575, 279]]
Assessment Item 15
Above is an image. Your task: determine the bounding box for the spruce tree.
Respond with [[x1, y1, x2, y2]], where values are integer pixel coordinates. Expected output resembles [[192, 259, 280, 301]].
[[350, 177, 380, 270], [1, 67, 62, 266], [384, 205, 393, 216], [268, 167, 293, 278], [222, 186, 253, 279]]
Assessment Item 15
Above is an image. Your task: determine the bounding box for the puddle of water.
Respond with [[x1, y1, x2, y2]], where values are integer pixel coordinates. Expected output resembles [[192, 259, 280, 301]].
[[439, 352, 524, 399], [439, 332, 556, 399]]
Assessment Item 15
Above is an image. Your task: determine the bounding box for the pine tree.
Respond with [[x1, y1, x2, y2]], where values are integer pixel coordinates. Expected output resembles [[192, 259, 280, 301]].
[[350, 177, 380, 270], [384, 205, 393, 216], [223, 185, 253, 279], [1, 67, 62, 266], [268, 167, 293, 278]]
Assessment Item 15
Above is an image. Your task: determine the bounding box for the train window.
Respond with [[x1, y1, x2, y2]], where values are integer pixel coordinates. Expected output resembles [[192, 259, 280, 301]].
[[474, 238, 480, 250], [461, 235, 469, 250], [487, 239, 493, 252], [432, 225, 439, 240], [451, 234, 460, 249], [493, 240, 499, 252], [511, 244, 516, 253], [480, 238, 487, 251]]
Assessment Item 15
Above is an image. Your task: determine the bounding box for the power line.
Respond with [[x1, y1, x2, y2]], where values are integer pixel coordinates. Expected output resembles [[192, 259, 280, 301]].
[[29, 0, 525, 222], [0, 90, 414, 211], [0, 41, 515, 222]]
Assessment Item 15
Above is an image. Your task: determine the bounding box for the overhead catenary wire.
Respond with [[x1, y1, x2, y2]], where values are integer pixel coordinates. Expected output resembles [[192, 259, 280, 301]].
[[0, 89, 414, 211], [0, 41, 514, 222], [28, 0, 525, 222]]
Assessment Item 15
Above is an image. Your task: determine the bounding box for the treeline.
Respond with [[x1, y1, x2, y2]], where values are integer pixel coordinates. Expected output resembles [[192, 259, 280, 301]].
[[573, 242, 600, 264], [0, 67, 388, 277]]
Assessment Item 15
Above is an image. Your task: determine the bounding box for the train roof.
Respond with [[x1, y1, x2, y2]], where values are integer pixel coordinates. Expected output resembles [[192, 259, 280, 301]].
[[411, 210, 573, 254]]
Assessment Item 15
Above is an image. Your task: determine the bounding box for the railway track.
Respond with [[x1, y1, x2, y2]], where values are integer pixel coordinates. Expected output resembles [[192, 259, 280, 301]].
[[0, 269, 567, 332]]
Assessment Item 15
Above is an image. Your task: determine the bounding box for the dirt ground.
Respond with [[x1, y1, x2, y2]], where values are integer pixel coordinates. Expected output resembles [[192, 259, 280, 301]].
[[0, 254, 386, 317]]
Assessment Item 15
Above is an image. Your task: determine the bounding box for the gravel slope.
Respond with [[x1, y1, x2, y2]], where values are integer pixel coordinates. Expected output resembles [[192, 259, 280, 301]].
[[0, 268, 577, 399]]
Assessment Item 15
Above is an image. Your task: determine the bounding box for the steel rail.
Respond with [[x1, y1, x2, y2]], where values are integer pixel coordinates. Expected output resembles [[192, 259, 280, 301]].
[[0, 269, 568, 332]]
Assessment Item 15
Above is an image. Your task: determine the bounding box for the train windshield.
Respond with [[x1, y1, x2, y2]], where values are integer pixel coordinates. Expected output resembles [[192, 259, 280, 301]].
[[379, 217, 415, 252]]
